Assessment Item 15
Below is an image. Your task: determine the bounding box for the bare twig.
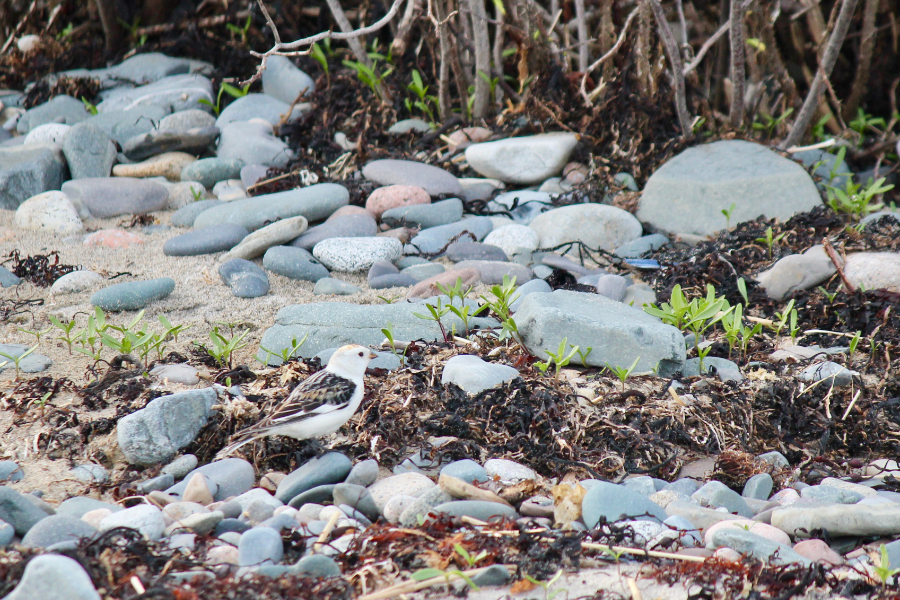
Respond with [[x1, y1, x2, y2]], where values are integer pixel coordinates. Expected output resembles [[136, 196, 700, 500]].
[[728, 0, 746, 127], [2, 0, 38, 54], [469, 0, 492, 119], [682, 0, 754, 76], [134, 14, 229, 36], [574, 0, 589, 71], [780, 0, 860, 150], [646, 0, 693, 136], [390, 0, 423, 56], [823, 238, 855, 294], [579, 6, 640, 106], [431, 0, 453, 120], [675, 0, 688, 47], [842, 0, 879, 120]]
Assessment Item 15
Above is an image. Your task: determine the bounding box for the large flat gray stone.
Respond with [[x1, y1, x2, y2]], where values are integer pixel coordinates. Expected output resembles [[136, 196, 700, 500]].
[[637, 140, 821, 236], [515, 290, 685, 376], [0, 144, 67, 209]]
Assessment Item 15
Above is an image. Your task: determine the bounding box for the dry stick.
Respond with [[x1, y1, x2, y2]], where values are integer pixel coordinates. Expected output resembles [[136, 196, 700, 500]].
[[313, 510, 342, 553], [358, 565, 515, 600], [823, 238, 856, 293], [842, 0, 879, 120], [432, 0, 453, 120], [324, 0, 390, 102], [682, 0, 754, 76], [469, 0, 492, 119], [574, 0, 589, 72], [646, 0, 693, 137], [1, 0, 37, 54], [675, 0, 688, 47], [728, 0, 746, 128], [578, 6, 640, 106], [780, 0, 860, 150], [492, 2, 506, 106], [390, 0, 423, 56], [134, 14, 230, 36]]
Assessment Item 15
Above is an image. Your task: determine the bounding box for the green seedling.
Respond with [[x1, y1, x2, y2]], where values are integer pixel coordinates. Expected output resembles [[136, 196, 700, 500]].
[[696, 344, 713, 372], [81, 97, 98, 115], [342, 58, 393, 97], [826, 177, 894, 218], [575, 346, 593, 367], [190, 186, 204, 202], [18, 325, 51, 344], [818, 286, 838, 303], [737, 277, 749, 306], [755, 226, 787, 260], [478, 275, 521, 343], [310, 43, 329, 78], [535, 338, 579, 384], [380, 322, 406, 365], [57, 22, 74, 40], [811, 114, 832, 141], [435, 277, 472, 306], [406, 69, 438, 123], [789, 308, 800, 345], [849, 330, 862, 356], [645, 284, 733, 362], [874, 544, 900, 587], [721, 203, 737, 228], [50, 315, 81, 354], [159, 315, 191, 342], [739, 321, 763, 357], [523, 569, 566, 600], [605, 356, 640, 390], [721, 304, 744, 358], [752, 108, 793, 139], [454, 543, 487, 568], [413, 299, 451, 342], [849, 109, 886, 147], [377, 294, 401, 304], [0, 344, 39, 380], [259, 333, 309, 365], [226, 13, 252, 44], [198, 326, 250, 368], [410, 568, 479, 592], [771, 299, 796, 337], [198, 81, 251, 116]]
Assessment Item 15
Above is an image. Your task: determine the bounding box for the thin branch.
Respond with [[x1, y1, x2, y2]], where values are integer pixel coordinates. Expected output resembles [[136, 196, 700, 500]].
[[728, 0, 746, 127], [390, 0, 422, 56], [574, 0, 589, 72], [842, 0, 879, 120], [682, 0, 754, 76], [469, 0, 492, 119], [823, 239, 855, 294], [780, 0, 860, 150], [646, 0, 693, 137], [675, 0, 688, 47], [579, 6, 640, 106]]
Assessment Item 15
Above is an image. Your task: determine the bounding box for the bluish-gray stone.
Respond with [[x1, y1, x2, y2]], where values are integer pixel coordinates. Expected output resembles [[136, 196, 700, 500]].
[[313, 277, 361, 295], [116, 388, 218, 465], [219, 258, 269, 298], [800, 485, 864, 504], [62, 177, 168, 218], [81, 106, 169, 145], [441, 460, 488, 484], [287, 485, 336, 508], [406, 217, 494, 254], [691, 481, 754, 517], [431, 500, 517, 521], [217, 93, 306, 128], [742, 473, 774, 500], [798, 361, 856, 387], [98, 74, 213, 114], [682, 357, 744, 383], [382, 198, 464, 229], [509, 278, 552, 311], [22, 515, 97, 548], [166, 458, 256, 501], [263, 245, 330, 282], [614, 172, 639, 191], [193, 183, 348, 231], [62, 123, 116, 179], [17, 95, 88, 133], [181, 157, 244, 188], [56, 497, 121, 519], [441, 355, 519, 394], [792, 148, 851, 189], [346, 459, 379, 487], [333, 483, 380, 522], [401, 262, 445, 282], [136, 473, 176, 494], [0, 486, 49, 535], [261, 55, 315, 104], [216, 120, 293, 168], [582, 482, 666, 528], [289, 214, 377, 250], [0, 462, 23, 482], [294, 554, 341, 577], [70, 464, 108, 483], [0, 521, 12, 547], [446, 241, 508, 262], [170, 199, 223, 227], [275, 453, 353, 504], [0, 266, 21, 288], [91, 277, 175, 311], [0, 344, 52, 373], [0, 144, 67, 209], [122, 126, 219, 161], [363, 159, 462, 197], [615, 234, 669, 258], [239, 526, 284, 566], [158, 109, 216, 131], [387, 118, 431, 134], [708, 527, 811, 565], [370, 274, 417, 289], [163, 223, 249, 256], [1, 554, 101, 600]]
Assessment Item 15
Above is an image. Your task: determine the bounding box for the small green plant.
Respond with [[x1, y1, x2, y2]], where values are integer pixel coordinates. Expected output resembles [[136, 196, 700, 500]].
[[454, 543, 487, 568], [198, 81, 250, 116], [410, 567, 479, 591], [310, 42, 329, 79], [849, 109, 886, 147], [435, 277, 472, 306], [874, 544, 900, 587], [789, 308, 800, 345], [755, 226, 788, 260], [376, 294, 401, 304], [770, 299, 796, 337], [18, 325, 51, 344], [692, 116, 707, 134], [260, 334, 309, 365], [380, 322, 406, 365], [478, 275, 521, 343], [226, 13, 252, 44], [818, 286, 838, 303], [0, 344, 39, 380], [535, 338, 579, 384], [56, 22, 74, 40], [81, 96, 98, 115], [721, 203, 737, 228], [413, 299, 451, 342], [721, 303, 744, 358], [826, 177, 894, 218], [406, 69, 438, 123], [645, 284, 733, 363], [197, 326, 249, 368], [523, 569, 566, 600], [343, 58, 393, 97], [49, 315, 81, 354], [848, 330, 862, 356], [574, 346, 593, 367], [811, 114, 832, 141], [736, 277, 749, 306], [605, 356, 640, 390], [190, 186, 204, 202], [752, 108, 793, 139]]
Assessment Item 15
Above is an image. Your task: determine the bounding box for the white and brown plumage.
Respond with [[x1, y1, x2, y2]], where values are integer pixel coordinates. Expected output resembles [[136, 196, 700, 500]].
[[216, 344, 377, 458]]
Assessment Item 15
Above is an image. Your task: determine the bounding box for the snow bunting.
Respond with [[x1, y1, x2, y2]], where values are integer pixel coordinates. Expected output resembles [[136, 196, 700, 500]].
[[217, 344, 377, 458]]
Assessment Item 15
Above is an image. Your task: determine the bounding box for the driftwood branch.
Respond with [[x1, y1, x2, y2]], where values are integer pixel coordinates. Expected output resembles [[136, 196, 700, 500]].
[[390, 0, 422, 56], [646, 0, 693, 137], [579, 6, 640, 106], [842, 0, 879, 120], [780, 0, 860, 150], [469, 0, 492, 119], [682, 0, 754, 76], [574, 0, 589, 71], [728, 0, 746, 127]]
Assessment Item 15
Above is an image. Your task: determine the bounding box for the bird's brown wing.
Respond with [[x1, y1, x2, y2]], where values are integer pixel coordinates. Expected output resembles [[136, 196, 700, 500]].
[[265, 369, 358, 428]]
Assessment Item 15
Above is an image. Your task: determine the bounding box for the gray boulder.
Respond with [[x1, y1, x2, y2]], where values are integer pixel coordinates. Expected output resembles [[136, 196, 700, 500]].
[[193, 183, 348, 231], [0, 144, 67, 209], [1, 554, 100, 600]]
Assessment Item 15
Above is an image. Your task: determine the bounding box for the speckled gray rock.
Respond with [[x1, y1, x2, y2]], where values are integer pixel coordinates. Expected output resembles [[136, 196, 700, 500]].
[[682, 357, 744, 383], [62, 123, 116, 179], [275, 453, 353, 504], [294, 554, 341, 577], [582, 482, 666, 528], [216, 120, 294, 168], [22, 515, 97, 548], [181, 157, 244, 188], [216, 93, 306, 128], [91, 278, 175, 311], [0, 486, 49, 535], [637, 140, 822, 236], [171, 199, 223, 227], [529, 204, 643, 253], [56, 497, 122, 519], [158, 109, 217, 131], [17, 95, 89, 134], [313, 237, 403, 272], [99, 504, 166, 540], [363, 159, 462, 197], [465, 133, 579, 185], [163, 455, 199, 479], [98, 74, 213, 114], [193, 183, 348, 231], [482, 224, 540, 256], [219, 259, 270, 298], [263, 246, 330, 282], [1, 554, 101, 600], [122, 126, 219, 161], [0, 144, 67, 209], [406, 217, 494, 254], [381, 198, 464, 229], [71, 464, 109, 483], [289, 214, 377, 250], [516, 290, 685, 376], [441, 355, 519, 394], [798, 361, 856, 386], [62, 177, 168, 218], [772, 502, 900, 537], [0, 344, 52, 373], [800, 485, 863, 504], [81, 106, 169, 145], [50, 270, 103, 295], [313, 277, 362, 295], [166, 458, 256, 501], [163, 223, 249, 256], [116, 388, 218, 465], [262, 55, 315, 104]]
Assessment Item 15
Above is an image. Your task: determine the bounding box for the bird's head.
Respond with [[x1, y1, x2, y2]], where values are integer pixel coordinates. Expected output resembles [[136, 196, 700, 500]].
[[327, 344, 378, 377]]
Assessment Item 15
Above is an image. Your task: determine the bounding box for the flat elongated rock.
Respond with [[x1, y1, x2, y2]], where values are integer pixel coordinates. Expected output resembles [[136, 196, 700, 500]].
[[843, 252, 900, 292], [91, 278, 175, 311], [771, 503, 900, 537], [582, 481, 667, 528], [0, 144, 67, 209], [17, 95, 89, 133], [0, 344, 52, 374], [171, 199, 223, 227], [257, 299, 497, 363], [122, 126, 219, 161], [275, 453, 353, 504], [216, 93, 306, 128], [289, 214, 377, 250], [62, 177, 169, 218], [193, 183, 348, 231], [220, 216, 307, 262], [163, 224, 249, 256], [756, 245, 838, 301], [98, 74, 213, 114], [263, 246, 330, 282], [515, 290, 685, 376], [465, 133, 579, 184], [363, 159, 462, 197], [381, 197, 463, 229], [181, 157, 244, 188], [406, 217, 494, 254], [708, 528, 810, 565], [0, 487, 50, 535], [637, 140, 821, 236], [81, 106, 169, 145], [218, 259, 270, 298]]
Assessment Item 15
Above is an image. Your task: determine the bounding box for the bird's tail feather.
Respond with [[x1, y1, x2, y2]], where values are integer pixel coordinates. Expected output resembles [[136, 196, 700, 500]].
[[215, 431, 265, 461]]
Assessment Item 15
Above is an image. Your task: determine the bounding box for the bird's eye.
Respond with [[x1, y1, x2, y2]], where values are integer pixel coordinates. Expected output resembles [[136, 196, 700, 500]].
[[359, 352, 364, 357]]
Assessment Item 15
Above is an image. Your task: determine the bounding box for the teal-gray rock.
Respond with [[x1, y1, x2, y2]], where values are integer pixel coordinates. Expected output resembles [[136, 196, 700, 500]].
[[445, 241, 508, 262], [0, 265, 21, 287], [257, 299, 497, 363], [637, 140, 821, 236], [708, 527, 811, 565], [614, 233, 669, 258], [453, 260, 532, 285], [614, 172, 639, 191], [406, 216, 494, 254], [0, 521, 12, 547], [682, 357, 744, 383], [742, 473, 774, 500], [0, 486, 49, 535], [333, 483, 380, 522], [431, 500, 518, 521], [97, 74, 213, 114], [163, 224, 249, 256], [275, 453, 353, 504], [293, 554, 341, 577], [263, 246, 330, 282], [216, 120, 294, 168], [61, 123, 116, 179], [516, 290, 685, 376], [1, 554, 101, 600], [0, 462, 23, 482], [193, 183, 349, 231], [116, 388, 218, 466], [91, 277, 175, 311], [581, 481, 666, 528], [170, 199, 223, 227], [401, 262, 445, 281], [181, 157, 244, 188], [346, 459, 379, 487], [238, 526, 283, 566], [440, 460, 488, 484], [800, 485, 864, 504], [287, 485, 336, 508], [166, 458, 256, 502], [122, 126, 219, 161], [22, 515, 97, 548], [0, 144, 67, 209], [691, 481, 754, 517], [0, 344, 52, 373], [363, 159, 462, 197], [219, 258, 269, 298], [216, 93, 306, 128], [62, 177, 169, 218], [792, 148, 851, 190], [82, 106, 169, 145], [261, 55, 315, 105], [56, 497, 122, 519], [313, 277, 361, 295], [16, 95, 89, 134], [55, 52, 209, 89]]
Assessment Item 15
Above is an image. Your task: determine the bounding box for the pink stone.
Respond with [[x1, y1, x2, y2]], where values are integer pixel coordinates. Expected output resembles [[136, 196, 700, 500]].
[[377, 227, 417, 243], [749, 522, 792, 546], [328, 205, 376, 221], [562, 162, 589, 184], [703, 519, 754, 547], [406, 268, 481, 299], [365, 185, 430, 219], [83, 229, 144, 248], [793, 539, 843, 565], [714, 548, 743, 563], [447, 127, 492, 150], [770, 488, 800, 506]]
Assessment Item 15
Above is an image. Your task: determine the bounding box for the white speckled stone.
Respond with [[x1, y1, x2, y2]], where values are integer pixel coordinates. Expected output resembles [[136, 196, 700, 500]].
[[482, 224, 540, 256], [23, 123, 71, 146], [313, 237, 403, 273], [14, 191, 84, 234], [50, 270, 103, 295]]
